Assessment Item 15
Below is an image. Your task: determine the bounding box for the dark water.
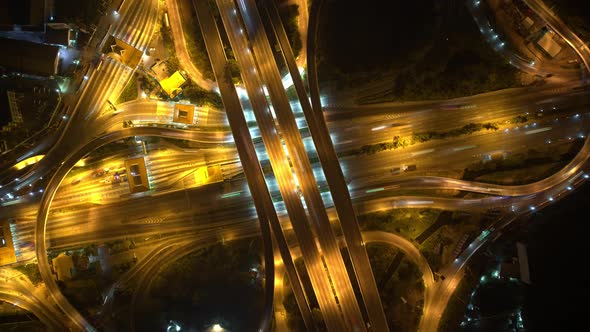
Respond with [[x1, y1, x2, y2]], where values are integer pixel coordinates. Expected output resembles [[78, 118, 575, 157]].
[[523, 182, 590, 331]]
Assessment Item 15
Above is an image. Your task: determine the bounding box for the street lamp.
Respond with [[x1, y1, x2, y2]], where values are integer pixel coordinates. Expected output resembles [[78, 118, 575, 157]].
[[166, 321, 181, 332], [212, 324, 223, 332]]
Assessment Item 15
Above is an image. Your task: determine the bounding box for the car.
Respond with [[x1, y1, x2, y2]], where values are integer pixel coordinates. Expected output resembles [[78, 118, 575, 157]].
[[403, 164, 417, 172]]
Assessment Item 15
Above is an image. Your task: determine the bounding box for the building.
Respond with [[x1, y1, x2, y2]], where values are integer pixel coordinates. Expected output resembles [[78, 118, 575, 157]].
[[1, 90, 25, 132], [499, 242, 531, 285], [0, 220, 17, 266], [173, 103, 196, 124], [516, 242, 531, 284], [52, 253, 74, 281], [45, 25, 71, 47], [160, 71, 187, 98], [536, 30, 562, 58], [0, 0, 45, 31], [0, 37, 59, 76], [125, 157, 150, 193]]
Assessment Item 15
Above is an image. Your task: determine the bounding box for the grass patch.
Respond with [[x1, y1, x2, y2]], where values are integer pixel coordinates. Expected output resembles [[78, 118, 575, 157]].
[[359, 209, 441, 240], [180, 6, 214, 81], [137, 239, 265, 331], [366, 243, 424, 331], [475, 161, 564, 185], [357, 122, 499, 155], [14, 263, 42, 285], [179, 81, 223, 108], [462, 138, 584, 183], [116, 76, 138, 104]]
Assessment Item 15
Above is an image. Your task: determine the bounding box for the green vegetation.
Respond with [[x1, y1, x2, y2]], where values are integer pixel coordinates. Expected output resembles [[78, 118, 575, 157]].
[[58, 252, 106, 318], [161, 23, 176, 58], [509, 115, 528, 124], [135, 239, 265, 331], [318, 0, 519, 103], [14, 264, 42, 285], [475, 162, 564, 185], [178, 0, 215, 80], [283, 244, 425, 331], [359, 209, 440, 240], [279, 4, 303, 59], [116, 76, 138, 104], [180, 81, 223, 108], [138, 72, 159, 94], [367, 244, 424, 331], [358, 207, 481, 272], [105, 239, 135, 255], [165, 56, 181, 75], [462, 138, 584, 184], [413, 122, 499, 142], [358, 122, 500, 155]]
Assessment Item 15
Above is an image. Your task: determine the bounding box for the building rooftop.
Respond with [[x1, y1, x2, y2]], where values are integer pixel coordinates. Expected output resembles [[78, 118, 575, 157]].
[[125, 157, 150, 193], [537, 31, 562, 58], [45, 26, 70, 46], [103, 35, 143, 68], [160, 71, 186, 98], [173, 103, 196, 124], [0, 37, 59, 76]]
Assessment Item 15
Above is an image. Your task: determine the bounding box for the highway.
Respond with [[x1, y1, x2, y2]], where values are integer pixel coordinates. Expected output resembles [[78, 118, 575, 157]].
[[262, 1, 391, 329], [18, 122, 589, 331], [193, 1, 312, 330], [467, 0, 578, 79], [0, 268, 67, 331], [2, 74, 587, 204], [0, 0, 159, 199], [2, 67, 588, 330], [30, 0, 161, 330], [1, 0, 589, 330], [216, 0, 350, 329], [234, 0, 371, 329], [166, 0, 217, 91], [523, 0, 590, 74]]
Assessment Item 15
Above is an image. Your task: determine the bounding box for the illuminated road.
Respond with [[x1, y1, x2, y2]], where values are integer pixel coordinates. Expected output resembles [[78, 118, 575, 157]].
[[0, 268, 67, 331], [523, 0, 590, 73], [1, 0, 589, 330], [31, 0, 161, 331], [166, 0, 217, 91], [216, 0, 354, 329]]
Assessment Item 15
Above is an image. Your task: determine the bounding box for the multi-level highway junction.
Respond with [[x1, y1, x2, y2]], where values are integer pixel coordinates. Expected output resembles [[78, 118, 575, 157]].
[[0, 0, 589, 331]]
